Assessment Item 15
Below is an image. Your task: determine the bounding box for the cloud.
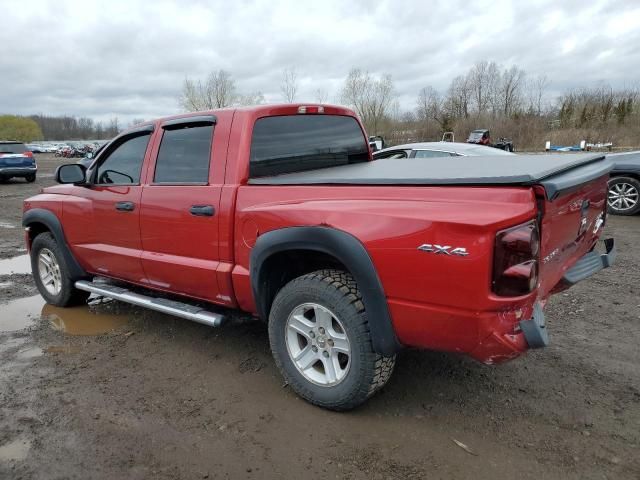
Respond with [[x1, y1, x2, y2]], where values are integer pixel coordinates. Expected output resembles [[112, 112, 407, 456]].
[[1, 0, 638, 125]]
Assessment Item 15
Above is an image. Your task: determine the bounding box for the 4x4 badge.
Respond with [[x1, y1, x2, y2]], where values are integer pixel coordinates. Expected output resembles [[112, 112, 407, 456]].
[[418, 244, 469, 256]]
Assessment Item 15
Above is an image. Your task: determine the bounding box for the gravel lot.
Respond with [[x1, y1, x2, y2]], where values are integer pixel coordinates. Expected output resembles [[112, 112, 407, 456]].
[[1, 154, 639, 479]]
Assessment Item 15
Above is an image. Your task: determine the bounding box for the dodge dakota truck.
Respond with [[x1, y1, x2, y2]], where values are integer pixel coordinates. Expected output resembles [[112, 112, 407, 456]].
[[23, 104, 616, 410]]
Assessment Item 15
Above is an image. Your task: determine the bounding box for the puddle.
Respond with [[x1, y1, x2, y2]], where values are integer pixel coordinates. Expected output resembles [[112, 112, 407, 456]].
[[1, 295, 129, 335], [0, 254, 31, 275], [0, 294, 44, 331], [43, 303, 129, 335], [0, 438, 31, 462]]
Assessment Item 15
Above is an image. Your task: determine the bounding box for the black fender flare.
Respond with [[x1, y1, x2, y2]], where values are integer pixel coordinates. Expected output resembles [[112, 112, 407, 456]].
[[250, 226, 401, 356], [22, 208, 88, 280]]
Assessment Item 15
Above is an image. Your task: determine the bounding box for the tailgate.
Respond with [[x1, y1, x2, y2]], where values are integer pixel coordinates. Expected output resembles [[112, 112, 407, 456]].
[[537, 168, 610, 297], [0, 154, 33, 167]]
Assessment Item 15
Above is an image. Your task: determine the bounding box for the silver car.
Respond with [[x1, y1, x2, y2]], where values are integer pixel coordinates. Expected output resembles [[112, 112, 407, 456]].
[[373, 141, 515, 159]]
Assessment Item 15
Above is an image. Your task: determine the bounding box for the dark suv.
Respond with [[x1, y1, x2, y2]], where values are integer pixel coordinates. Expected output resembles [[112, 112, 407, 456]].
[[0, 141, 37, 182]]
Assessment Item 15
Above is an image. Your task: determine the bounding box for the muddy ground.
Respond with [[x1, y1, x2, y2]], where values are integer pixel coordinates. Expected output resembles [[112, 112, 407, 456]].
[[0, 154, 639, 479]]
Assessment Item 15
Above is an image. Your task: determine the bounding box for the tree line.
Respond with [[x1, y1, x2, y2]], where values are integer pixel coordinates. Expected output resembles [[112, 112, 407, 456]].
[[5, 61, 637, 147], [182, 62, 639, 150], [28, 115, 122, 141]]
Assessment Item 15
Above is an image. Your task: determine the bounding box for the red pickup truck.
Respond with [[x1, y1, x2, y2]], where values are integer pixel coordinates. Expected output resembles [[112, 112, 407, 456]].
[[23, 104, 615, 410]]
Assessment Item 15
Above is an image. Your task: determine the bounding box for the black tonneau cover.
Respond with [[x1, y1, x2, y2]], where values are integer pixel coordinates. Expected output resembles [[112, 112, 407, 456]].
[[248, 153, 613, 199]]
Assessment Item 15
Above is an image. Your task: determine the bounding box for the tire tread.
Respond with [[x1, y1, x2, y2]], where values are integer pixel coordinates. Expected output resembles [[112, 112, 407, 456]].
[[269, 269, 395, 410]]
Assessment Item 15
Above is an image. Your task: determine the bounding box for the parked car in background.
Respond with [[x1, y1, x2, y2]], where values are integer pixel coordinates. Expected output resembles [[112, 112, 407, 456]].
[[467, 129, 515, 152], [26, 144, 46, 153], [77, 142, 107, 169], [0, 141, 37, 182], [605, 151, 640, 215], [369, 135, 386, 152], [373, 141, 515, 159]]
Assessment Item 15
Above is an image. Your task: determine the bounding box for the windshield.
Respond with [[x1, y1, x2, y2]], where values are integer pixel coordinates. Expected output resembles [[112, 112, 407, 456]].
[[0, 143, 26, 154], [467, 131, 485, 141]]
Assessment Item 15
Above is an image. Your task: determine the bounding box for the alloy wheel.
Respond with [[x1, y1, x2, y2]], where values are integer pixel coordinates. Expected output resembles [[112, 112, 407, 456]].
[[285, 303, 351, 386], [38, 248, 62, 296], [608, 182, 639, 212]]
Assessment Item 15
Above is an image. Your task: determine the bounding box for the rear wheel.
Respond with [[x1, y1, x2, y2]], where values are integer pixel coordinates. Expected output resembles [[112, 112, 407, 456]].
[[268, 269, 396, 410], [25, 173, 36, 183], [30, 233, 90, 306], [607, 176, 640, 215]]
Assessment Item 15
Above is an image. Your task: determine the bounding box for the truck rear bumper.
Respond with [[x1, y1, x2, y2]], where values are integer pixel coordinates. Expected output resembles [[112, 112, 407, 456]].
[[467, 303, 548, 364], [393, 239, 616, 365]]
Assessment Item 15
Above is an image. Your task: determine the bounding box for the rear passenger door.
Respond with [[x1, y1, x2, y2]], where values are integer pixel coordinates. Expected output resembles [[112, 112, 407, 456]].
[[139, 116, 223, 301]]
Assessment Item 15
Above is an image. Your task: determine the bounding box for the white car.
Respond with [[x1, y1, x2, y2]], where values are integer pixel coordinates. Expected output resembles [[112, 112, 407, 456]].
[[373, 141, 515, 159]]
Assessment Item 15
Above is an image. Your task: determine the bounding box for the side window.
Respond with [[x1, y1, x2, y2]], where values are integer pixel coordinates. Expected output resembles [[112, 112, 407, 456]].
[[154, 124, 213, 184], [412, 150, 452, 159], [374, 150, 407, 160], [95, 134, 150, 185]]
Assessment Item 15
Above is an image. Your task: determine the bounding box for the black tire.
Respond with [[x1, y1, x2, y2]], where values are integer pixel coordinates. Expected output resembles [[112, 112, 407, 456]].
[[30, 232, 90, 307], [607, 176, 640, 216], [25, 173, 36, 183], [268, 269, 396, 411]]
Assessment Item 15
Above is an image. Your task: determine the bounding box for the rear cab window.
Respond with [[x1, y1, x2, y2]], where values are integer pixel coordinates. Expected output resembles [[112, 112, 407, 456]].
[[249, 115, 369, 177], [154, 124, 213, 184]]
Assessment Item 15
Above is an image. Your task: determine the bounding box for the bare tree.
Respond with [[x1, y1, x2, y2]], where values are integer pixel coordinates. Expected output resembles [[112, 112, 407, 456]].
[[446, 75, 471, 119], [340, 69, 394, 134], [527, 74, 549, 115], [468, 60, 500, 115], [416, 86, 451, 132], [499, 65, 526, 116], [315, 88, 328, 104], [180, 69, 237, 111], [281, 68, 298, 103]]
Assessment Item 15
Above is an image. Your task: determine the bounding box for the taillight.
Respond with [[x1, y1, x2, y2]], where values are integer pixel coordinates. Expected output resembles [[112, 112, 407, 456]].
[[25, 151, 33, 157], [492, 220, 540, 296]]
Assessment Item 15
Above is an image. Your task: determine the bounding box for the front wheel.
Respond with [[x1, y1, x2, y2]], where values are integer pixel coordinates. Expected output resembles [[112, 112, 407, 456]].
[[607, 176, 640, 215], [30, 233, 90, 306], [268, 269, 396, 410]]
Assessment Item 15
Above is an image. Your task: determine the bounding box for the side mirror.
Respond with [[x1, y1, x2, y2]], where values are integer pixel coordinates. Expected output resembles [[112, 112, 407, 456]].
[[55, 164, 86, 184]]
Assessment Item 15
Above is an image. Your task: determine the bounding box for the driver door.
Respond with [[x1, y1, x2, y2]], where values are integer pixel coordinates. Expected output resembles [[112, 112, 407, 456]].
[[66, 128, 154, 283]]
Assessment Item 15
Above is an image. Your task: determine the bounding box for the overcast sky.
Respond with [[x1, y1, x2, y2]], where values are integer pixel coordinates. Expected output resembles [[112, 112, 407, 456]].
[[2, 0, 639, 125]]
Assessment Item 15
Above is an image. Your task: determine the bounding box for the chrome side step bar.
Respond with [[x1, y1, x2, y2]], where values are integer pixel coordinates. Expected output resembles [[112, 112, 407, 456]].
[[75, 280, 225, 327]]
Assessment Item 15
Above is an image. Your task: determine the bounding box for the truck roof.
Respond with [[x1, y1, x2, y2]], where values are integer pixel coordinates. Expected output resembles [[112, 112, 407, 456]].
[[129, 104, 356, 129]]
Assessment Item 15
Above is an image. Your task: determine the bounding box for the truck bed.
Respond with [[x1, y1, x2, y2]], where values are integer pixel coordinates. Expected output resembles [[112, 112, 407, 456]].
[[249, 153, 613, 199]]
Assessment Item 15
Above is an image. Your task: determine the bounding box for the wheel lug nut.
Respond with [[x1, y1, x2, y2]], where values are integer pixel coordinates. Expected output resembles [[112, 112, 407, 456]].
[[309, 331, 315, 338], [327, 339, 334, 347], [323, 351, 329, 358], [312, 346, 318, 352], [318, 327, 325, 334]]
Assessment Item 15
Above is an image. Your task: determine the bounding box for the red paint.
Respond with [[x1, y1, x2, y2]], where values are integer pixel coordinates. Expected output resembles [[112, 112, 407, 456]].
[[24, 104, 609, 364]]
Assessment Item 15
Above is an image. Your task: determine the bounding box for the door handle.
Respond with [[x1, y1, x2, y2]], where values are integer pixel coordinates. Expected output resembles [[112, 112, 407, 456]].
[[189, 205, 215, 217], [115, 201, 135, 212]]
